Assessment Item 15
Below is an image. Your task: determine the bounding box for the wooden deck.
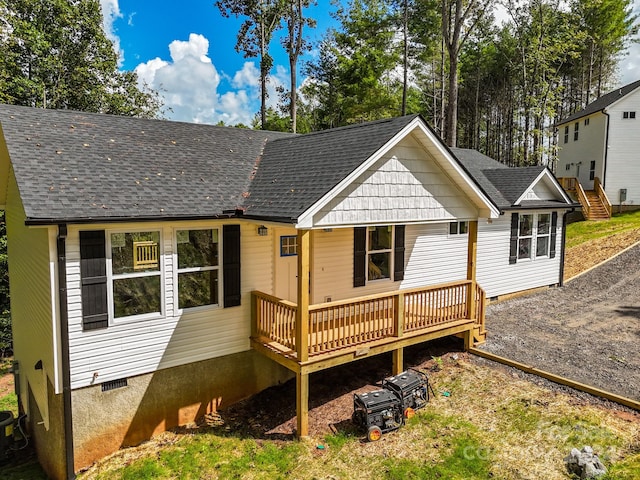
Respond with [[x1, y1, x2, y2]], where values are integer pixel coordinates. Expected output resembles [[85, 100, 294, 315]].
[[250, 280, 486, 375]]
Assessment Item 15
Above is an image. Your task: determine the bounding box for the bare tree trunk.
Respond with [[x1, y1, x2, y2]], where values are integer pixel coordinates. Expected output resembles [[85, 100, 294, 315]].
[[401, 0, 408, 115]]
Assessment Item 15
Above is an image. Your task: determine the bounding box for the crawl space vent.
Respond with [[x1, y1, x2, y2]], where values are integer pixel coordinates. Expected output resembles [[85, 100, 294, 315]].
[[101, 378, 128, 392]]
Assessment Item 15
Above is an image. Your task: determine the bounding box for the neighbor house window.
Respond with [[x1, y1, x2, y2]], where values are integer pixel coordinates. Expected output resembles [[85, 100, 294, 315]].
[[280, 235, 298, 256], [368, 226, 393, 281], [563, 126, 569, 144], [110, 231, 162, 318], [623, 111, 636, 119], [176, 229, 220, 309], [516, 214, 552, 261], [584, 118, 590, 126], [589, 160, 596, 181], [565, 164, 570, 171], [449, 221, 469, 235], [573, 122, 579, 141]]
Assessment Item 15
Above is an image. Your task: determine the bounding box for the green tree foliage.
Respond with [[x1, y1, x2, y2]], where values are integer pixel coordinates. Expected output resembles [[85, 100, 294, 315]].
[[303, 0, 409, 128], [0, 0, 161, 116], [216, 0, 286, 129]]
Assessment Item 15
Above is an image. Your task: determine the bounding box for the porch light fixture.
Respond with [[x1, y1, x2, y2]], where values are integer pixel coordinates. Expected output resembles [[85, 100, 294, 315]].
[[257, 225, 268, 236]]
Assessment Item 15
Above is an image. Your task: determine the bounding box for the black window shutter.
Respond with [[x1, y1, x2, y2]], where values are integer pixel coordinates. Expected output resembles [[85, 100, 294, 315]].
[[223, 225, 241, 308], [393, 225, 405, 281], [353, 227, 366, 287], [509, 213, 518, 264], [550, 212, 558, 258], [80, 230, 108, 331]]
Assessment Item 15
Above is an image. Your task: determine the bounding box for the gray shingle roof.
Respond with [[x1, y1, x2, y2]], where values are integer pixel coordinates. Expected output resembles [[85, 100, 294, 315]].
[[558, 79, 640, 125], [243, 115, 420, 220], [0, 104, 293, 223], [0, 105, 569, 225], [452, 148, 561, 209]]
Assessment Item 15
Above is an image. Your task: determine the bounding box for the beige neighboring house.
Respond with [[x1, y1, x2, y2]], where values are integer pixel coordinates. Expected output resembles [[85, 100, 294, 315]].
[[556, 79, 640, 219], [0, 104, 575, 479]]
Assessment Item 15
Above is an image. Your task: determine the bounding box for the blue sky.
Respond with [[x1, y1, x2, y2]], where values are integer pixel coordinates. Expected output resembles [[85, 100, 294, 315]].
[[99, 0, 640, 126], [100, 0, 340, 126]]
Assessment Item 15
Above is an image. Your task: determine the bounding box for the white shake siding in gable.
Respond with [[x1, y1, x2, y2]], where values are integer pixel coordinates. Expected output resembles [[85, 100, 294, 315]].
[[65, 221, 273, 390], [5, 169, 56, 428], [476, 213, 563, 298], [311, 224, 468, 304], [312, 136, 477, 227], [603, 90, 640, 206]]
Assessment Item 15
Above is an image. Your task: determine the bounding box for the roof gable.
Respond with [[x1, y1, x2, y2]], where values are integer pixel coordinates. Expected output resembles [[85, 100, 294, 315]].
[[558, 79, 640, 125]]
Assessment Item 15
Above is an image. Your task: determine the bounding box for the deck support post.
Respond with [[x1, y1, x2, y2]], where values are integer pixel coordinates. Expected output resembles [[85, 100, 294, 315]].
[[296, 230, 310, 363], [466, 220, 478, 321], [296, 371, 309, 438], [392, 348, 404, 375]]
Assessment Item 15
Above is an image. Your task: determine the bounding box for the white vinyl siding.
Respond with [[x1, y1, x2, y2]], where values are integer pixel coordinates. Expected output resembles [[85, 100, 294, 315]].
[[66, 221, 272, 389], [5, 169, 57, 427], [476, 213, 563, 298], [312, 136, 477, 227], [603, 89, 640, 206], [311, 224, 468, 304], [556, 113, 606, 189]]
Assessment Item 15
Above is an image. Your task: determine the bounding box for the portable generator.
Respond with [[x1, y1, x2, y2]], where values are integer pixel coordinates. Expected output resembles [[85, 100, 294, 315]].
[[382, 369, 433, 417], [352, 389, 404, 442]]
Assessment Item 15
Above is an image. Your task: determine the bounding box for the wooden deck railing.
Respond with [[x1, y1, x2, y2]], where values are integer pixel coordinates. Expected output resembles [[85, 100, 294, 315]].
[[557, 177, 577, 192], [594, 177, 612, 218], [252, 280, 486, 358]]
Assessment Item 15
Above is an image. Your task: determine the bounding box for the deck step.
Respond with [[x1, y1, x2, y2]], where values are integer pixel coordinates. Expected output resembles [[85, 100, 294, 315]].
[[583, 190, 611, 220]]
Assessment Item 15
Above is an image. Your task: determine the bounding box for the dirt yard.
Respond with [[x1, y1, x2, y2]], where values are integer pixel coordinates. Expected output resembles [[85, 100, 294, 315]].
[[482, 235, 640, 402]]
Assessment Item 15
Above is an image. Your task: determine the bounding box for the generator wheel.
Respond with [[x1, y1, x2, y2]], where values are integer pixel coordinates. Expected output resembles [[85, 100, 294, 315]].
[[404, 407, 415, 419], [367, 425, 383, 442]]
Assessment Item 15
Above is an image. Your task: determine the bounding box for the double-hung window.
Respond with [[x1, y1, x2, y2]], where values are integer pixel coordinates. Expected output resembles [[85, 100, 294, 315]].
[[516, 213, 551, 260], [449, 221, 468, 235], [176, 229, 220, 309], [110, 231, 162, 319], [367, 226, 393, 281]]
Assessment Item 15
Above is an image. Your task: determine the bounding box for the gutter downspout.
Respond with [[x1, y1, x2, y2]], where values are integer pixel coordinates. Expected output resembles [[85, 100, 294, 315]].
[[602, 110, 610, 189], [57, 224, 76, 480], [559, 211, 571, 286]]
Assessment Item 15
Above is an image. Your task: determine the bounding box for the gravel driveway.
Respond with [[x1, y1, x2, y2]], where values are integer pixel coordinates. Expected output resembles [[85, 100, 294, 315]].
[[480, 243, 640, 402]]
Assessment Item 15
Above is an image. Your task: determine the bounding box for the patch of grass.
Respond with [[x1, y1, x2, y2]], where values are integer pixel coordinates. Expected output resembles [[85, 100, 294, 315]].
[[566, 209, 640, 248], [0, 391, 18, 415], [382, 435, 492, 480], [603, 453, 640, 480], [323, 430, 354, 450]]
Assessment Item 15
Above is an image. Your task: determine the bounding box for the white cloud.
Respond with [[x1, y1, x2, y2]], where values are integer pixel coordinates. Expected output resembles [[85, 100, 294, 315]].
[[134, 34, 258, 126], [99, 0, 124, 65], [232, 62, 260, 89]]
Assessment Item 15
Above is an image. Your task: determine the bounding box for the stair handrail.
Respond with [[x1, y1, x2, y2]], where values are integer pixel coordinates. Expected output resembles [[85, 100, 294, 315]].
[[575, 181, 591, 219], [593, 177, 612, 218]]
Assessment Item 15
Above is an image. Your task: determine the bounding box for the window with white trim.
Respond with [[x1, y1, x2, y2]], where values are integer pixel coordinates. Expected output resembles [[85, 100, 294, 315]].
[[573, 122, 579, 141], [563, 125, 569, 144], [517, 214, 551, 260], [449, 221, 468, 235], [367, 226, 393, 281], [623, 111, 636, 119], [176, 229, 220, 309], [110, 231, 162, 318]]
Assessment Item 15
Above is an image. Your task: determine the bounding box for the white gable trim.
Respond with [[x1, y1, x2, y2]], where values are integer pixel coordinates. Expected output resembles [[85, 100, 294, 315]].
[[295, 117, 499, 229], [603, 84, 640, 113], [514, 169, 574, 205]]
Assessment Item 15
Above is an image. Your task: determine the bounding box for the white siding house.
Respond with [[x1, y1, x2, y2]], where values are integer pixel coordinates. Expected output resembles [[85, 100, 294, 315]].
[[0, 105, 575, 479], [557, 79, 640, 208]]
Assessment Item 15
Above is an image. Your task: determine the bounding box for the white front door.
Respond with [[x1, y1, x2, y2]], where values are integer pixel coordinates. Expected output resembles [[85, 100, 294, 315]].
[[274, 229, 298, 302]]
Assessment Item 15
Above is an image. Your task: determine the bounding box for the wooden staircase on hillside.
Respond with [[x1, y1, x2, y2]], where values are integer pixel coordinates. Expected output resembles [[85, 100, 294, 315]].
[[557, 177, 612, 221], [583, 190, 611, 220]]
